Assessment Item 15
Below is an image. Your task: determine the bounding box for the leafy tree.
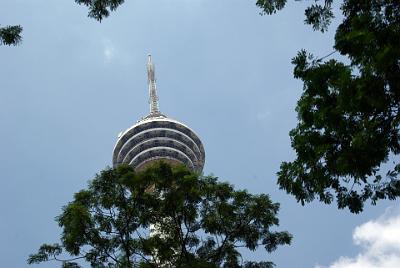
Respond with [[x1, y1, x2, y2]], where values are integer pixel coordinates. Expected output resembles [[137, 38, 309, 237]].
[[0, 25, 22, 46], [28, 162, 291, 267], [74, 0, 125, 22], [256, 0, 334, 32], [256, 1, 400, 213]]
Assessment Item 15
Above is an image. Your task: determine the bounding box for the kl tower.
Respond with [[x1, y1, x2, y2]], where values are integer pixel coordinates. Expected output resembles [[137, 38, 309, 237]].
[[112, 55, 205, 173]]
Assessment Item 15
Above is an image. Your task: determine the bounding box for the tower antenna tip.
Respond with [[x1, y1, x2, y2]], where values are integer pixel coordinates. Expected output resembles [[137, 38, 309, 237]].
[[147, 54, 159, 114]]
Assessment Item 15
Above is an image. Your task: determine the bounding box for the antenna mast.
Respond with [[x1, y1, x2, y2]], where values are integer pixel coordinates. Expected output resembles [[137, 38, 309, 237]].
[[147, 55, 160, 115]]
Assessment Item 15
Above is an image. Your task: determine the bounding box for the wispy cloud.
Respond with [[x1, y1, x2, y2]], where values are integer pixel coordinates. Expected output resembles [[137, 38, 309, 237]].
[[316, 207, 400, 268], [256, 111, 271, 121], [102, 39, 116, 62]]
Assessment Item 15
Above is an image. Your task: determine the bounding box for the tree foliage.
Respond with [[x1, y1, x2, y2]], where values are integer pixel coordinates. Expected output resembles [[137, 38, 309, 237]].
[[28, 162, 291, 267], [257, 0, 400, 213], [256, 0, 334, 32], [0, 25, 22, 46], [75, 0, 125, 22]]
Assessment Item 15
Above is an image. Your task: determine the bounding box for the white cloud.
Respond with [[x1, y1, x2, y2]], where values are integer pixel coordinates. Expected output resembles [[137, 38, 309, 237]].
[[256, 111, 271, 121], [104, 46, 115, 61], [316, 207, 400, 268], [102, 39, 116, 62]]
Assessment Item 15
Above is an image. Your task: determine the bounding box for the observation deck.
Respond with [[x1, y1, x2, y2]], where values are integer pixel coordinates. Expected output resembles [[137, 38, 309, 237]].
[[112, 56, 205, 172]]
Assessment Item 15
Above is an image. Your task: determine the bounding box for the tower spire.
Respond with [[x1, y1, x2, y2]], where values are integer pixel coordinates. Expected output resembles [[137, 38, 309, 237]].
[[147, 54, 160, 115]]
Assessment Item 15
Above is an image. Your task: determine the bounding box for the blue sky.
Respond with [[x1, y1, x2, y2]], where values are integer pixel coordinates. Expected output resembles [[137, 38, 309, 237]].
[[1, 1, 399, 267]]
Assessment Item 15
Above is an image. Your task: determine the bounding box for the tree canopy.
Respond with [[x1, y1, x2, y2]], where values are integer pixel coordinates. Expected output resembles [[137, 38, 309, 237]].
[[28, 162, 291, 268], [0, 25, 22, 46], [268, 0, 400, 213], [256, 0, 334, 32], [74, 0, 125, 22]]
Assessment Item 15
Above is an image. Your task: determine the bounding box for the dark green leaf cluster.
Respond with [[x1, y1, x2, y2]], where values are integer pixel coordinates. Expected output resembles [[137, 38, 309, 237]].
[[0, 25, 23, 46], [304, 0, 333, 32], [256, 0, 334, 32], [28, 162, 291, 267], [75, 0, 125, 22], [255, 0, 287, 15], [278, 1, 400, 213]]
